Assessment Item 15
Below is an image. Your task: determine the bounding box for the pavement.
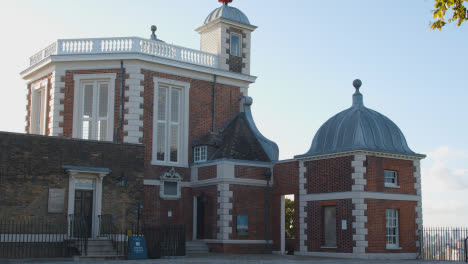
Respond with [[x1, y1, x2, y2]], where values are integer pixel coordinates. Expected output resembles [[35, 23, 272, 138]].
[[0, 254, 463, 264]]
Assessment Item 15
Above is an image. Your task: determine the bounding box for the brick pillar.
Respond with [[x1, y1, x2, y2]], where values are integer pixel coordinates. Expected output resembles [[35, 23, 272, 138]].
[[123, 65, 144, 144], [48, 69, 65, 136], [217, 183, 233, 240], [351, 154, 368, 254], [298, 160, 308, 252], [413, 160, 423, 249]]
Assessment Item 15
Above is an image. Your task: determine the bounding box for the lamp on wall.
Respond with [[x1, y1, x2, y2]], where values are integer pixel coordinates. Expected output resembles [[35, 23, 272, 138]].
[[119, 172, 127, 187]]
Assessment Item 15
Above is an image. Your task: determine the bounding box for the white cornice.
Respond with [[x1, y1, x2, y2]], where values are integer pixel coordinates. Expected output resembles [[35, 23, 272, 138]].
[[295, 150, 425, 162], [300, 191, 420, 202], [20, 53, 257, 85]]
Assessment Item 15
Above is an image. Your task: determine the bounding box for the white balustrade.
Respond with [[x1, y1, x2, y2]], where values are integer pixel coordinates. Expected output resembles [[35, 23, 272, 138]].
[[29, 37, 218, 68]]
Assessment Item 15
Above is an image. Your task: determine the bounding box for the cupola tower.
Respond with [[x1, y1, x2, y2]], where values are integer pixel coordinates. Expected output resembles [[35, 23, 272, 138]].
[[196, 0, 256, 75]]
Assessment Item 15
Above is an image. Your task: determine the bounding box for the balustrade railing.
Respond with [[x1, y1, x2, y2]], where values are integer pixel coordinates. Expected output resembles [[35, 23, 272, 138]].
[[29, 37, 218, 68]]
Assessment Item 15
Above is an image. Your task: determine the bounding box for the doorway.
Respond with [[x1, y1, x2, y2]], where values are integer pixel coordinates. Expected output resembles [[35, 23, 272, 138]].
[[196, 196, 205, 239], [281, 194, 295, 254], [74, 190, 93, 237]]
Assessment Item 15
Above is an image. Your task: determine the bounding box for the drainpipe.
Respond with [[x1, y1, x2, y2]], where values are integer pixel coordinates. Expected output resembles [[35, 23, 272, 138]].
[[211, 75, 217, 132], [264, 168, 272, 252], [116, 60, 124, 142]]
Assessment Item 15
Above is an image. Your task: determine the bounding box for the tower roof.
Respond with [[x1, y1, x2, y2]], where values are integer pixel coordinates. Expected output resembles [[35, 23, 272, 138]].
[[204, 3, 251, 25], [296, 80, 425, 159]]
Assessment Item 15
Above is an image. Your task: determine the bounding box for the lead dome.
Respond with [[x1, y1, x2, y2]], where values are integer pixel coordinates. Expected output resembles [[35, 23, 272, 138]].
[[204, 3, 251, 25], [296, 80, 424, 158]]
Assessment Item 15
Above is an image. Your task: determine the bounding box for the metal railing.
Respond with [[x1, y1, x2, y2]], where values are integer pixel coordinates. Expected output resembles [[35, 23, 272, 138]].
[[421, 227, 468, 262], [68, 214, 89, 256], [141, 225, 185, 258], [29, 37, 219, 68], [0, 217, 72, 258], [98, 214, 129, 256]]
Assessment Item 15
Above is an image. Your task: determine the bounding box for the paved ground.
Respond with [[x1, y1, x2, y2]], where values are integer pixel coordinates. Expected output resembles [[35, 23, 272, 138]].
[[0, 254, 462, 264]]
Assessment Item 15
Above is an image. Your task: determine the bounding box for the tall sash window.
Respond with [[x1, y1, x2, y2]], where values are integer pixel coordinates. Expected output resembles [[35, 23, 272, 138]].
[[81, 81, 109, 141], [156, 85, 181, 163]]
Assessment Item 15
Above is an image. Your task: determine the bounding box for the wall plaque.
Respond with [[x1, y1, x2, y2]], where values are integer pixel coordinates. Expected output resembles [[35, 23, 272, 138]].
[[48, 188, 65, 213], [237, 215, 248, 236]]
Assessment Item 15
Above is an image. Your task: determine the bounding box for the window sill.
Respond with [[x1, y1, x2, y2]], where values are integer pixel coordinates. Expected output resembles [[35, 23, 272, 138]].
[[320, 246, 337, 249], [151, 160, 189, 168], [386, 246, 402, 250], [384, 184, 400, 189]]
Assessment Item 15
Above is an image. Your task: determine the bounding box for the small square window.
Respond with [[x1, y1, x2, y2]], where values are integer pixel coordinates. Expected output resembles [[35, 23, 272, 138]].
[[384, 170, 398, 187], [163, 181, 178, 196], [194, 146, 207, 163], [230, 33, 241, 57]]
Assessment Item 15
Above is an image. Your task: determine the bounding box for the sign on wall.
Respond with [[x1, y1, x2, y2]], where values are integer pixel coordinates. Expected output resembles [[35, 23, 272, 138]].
[[48, 188, 65, 213], [237, 215, 248, 236]]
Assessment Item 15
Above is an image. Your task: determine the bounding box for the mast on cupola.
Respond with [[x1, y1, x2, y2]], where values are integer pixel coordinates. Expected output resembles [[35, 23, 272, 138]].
[[196, 0, 257, 75]]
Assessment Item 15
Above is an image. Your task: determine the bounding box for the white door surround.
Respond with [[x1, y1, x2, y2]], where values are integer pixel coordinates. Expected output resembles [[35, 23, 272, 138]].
[[63, 165, 111, 238]]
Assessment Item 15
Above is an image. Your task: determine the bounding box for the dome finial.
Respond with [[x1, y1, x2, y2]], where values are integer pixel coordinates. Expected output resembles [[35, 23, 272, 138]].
[[352, 79, 364, 107], [150, 25, 157, 40], [219, 0, 233, 5]]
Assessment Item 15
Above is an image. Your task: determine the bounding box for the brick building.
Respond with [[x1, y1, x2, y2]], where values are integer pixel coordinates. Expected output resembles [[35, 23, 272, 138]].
[[3, 0, 424, 260]]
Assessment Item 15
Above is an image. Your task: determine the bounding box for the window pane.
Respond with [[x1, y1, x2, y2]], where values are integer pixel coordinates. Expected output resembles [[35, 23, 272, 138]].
[[157, 123, 166, 161], [170, 124, 178, 162], [230, 34, 241, 57], [323, 206, 337, 247], [98, 120, 107, 141], [98, 84, 108, 118], [83, 84, 94, 118], [171, 89, 180, 123], [158, 87, 167, 121], [164, 182, 178, 196], [82, 120, 92, 140]]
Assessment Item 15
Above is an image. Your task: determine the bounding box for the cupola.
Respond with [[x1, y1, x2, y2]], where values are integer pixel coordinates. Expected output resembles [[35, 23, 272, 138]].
[[196, 0, 257, 75], [296, 80, 425, 158]]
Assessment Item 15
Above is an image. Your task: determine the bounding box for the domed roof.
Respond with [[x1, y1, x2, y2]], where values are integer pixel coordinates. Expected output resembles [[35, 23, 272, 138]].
[[296, 80, 424, 158], [204, 4, 251, 25]]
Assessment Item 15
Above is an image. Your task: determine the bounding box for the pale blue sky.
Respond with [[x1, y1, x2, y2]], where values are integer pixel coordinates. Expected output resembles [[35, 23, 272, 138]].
[[0, 0, 467, 226]]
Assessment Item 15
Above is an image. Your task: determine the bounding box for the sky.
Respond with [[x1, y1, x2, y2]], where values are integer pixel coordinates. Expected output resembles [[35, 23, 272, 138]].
[[0, 0, 467, 227]]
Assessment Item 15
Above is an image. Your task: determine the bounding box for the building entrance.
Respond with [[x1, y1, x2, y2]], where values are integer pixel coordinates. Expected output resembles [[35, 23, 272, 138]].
[[74, 190, 93, 237], [196, 196, 205, 239]]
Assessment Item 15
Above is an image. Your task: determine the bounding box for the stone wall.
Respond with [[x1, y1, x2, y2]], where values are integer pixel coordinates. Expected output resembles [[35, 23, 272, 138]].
[[0, 131, 144, 226]]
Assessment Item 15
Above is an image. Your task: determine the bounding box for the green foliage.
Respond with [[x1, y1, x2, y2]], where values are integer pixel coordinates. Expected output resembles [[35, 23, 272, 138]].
[[431, 0, 467, 30], [285, 198, 294, 238]]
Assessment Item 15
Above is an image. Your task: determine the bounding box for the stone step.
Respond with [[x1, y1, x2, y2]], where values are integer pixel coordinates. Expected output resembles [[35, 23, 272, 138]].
[[186, 241, 209, 254]]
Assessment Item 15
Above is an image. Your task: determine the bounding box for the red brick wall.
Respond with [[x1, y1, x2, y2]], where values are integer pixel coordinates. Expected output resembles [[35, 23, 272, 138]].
[[271, 161, 299, 251], [142, 185, 194, 240], [305, 156, 353, 193], [198, 165, 217, 180], [306, 199, 353, 253], [231, 185, 266, 240], [365, 157, 416, 194], [235, 166, 264, 180], [26, 74, 52, 135], [365, 199, 418, 253], [62, 69, 125, 140], [141, 70, 241, 166]]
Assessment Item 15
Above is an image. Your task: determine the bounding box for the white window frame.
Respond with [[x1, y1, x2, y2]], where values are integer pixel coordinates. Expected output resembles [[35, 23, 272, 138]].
[[384, 170, 399, 188], [151, 77, 190, 167], [30, 80, 48, 135], [159, 168, 182, 200], [230, 32, 242, 57], [72, 74, 116, 141], [194, 145, 208, 163], [386, 209, 400, 249]]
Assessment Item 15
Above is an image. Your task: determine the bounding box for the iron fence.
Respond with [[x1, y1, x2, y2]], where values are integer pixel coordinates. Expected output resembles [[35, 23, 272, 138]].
[[421, 227, 468, 262], [68, 214, 89, 256], [0, 217, 72, 258]]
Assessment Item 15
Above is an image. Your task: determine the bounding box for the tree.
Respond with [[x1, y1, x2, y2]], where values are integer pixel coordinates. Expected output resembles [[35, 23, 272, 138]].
[[285, 198, 294, 238], [431, 0, 467, 30]]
